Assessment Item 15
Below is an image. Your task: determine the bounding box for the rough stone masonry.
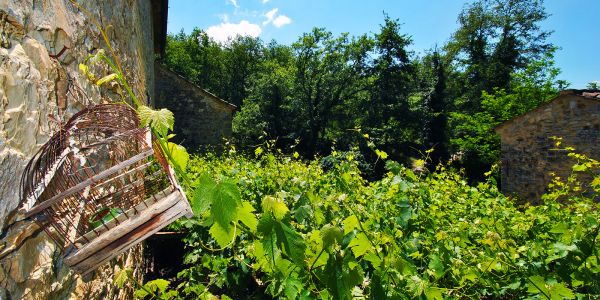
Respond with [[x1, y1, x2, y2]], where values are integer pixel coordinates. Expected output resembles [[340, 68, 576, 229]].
[[495, 90, 600, 203], [0, 1, 157, 299], [154, 63, 236, 151]]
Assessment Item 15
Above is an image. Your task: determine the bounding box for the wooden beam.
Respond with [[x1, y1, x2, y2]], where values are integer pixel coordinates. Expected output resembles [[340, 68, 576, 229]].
[[71, 198, 192, 274], [64, 190, 183, 266]]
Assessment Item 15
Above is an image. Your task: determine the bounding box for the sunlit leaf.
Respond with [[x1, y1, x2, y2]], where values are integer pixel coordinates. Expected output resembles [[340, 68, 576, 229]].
[[114, 268, 132, 289], [191, 172, 216, 216], [209, 222, 235, 248], [145, 278, 169, 293], [211, 179, 242, 227], [342, 215, 359, 234], [262, 195, 289, 220], [321, 224, 343, 248], [348, 233, 370, 258], [255, 147, 264, 157], [95, 73, 118, 86], [237, 201, 258, 232], [167, 142, 189, 171], [137, 105, 174, 136]]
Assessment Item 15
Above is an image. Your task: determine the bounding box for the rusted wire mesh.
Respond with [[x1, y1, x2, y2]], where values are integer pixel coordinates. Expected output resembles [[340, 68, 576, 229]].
[[19, 103, 176, 253]]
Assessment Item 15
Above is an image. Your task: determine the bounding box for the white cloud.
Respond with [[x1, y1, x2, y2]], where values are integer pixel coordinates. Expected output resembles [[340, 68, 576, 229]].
[[263, 8, 278, 25], [262, 8, 292, 28], [227, 0, 239, 8], [272, 15, 291, 28], [206, 20, 262, 43], [262, 0, 270, 3]]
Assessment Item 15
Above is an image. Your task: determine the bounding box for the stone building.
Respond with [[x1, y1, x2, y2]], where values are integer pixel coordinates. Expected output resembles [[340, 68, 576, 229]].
[[495, 89, 600, 202], [0, 0, 168, 298], [154, 63, 236, 150]]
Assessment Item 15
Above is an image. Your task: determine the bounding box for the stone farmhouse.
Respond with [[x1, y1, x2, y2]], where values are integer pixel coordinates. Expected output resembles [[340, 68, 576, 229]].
[[495, 89, 600, 203], [155, 63, 236, 150], [0, 0, 232, 298]]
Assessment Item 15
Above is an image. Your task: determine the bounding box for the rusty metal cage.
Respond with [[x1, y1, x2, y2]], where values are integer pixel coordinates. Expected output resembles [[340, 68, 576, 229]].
[[19, 103, 192, 274]]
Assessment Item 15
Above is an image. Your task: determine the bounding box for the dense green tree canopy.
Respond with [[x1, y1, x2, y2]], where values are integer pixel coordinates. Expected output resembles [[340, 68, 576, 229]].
[[161, 0, 562, 180]]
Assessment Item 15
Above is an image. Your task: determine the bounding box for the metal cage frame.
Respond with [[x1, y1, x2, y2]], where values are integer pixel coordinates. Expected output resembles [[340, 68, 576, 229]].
[[19, 103, 192, 274]]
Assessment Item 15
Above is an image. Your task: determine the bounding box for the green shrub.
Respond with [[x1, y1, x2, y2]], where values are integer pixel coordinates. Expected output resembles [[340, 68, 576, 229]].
[[136, 149, 599, 299]]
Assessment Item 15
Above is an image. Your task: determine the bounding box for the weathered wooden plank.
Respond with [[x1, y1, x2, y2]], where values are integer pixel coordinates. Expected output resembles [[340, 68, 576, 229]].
[[72, 198, 192, 274], [25, 148, 154, 217], [75, 187, 167, 244], [64, 190, 182, 266]]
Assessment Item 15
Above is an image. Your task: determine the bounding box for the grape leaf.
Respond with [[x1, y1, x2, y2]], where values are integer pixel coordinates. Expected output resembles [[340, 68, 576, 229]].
[[428, 254, 445, 279], [324, 252, 363, 300], [321, 224, 343, 248], [275, 221, 306, 267], [262, 195, 289, 220], [258, 213, 306, 267], [258, 213, 279, 267], [167, 142, 189, 171], [191, 172, 216, 216], [375, 149, 388, 159], [137, 105, 174, 136], [527, 276, 550, 298], [549, 222, 568, 234], [283, 277, 303, 300], [134, 288, 149, 299], [342, 215, 359, 234], [363, 252, 381, 268], [237, 201, 258, 232], [425, 287, 444, 300], [548, 282, 575, 300], [114, 268, 132, 289], [209, 222, 235, 248], [146, 278, 170, 293], [348, 233, 370, 258], [211, 179, 242, 228]]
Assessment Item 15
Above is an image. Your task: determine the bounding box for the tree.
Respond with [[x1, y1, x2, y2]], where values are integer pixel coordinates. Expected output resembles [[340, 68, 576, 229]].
[[163, 29, 226, 97], [221, 36, 265, 106], [450, 49, 565, 180], [291, 28, 373, 156], [233, 42, 295, 147], [443, 0, 554, 179], [163, 29, 265, 107], [364, 15, 418, 162], [446, 0, 552, 112], [421, 50, 450, 163]]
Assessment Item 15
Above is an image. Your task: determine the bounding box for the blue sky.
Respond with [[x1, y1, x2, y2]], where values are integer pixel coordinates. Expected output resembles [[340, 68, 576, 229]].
[[167, 1, 599, 89]]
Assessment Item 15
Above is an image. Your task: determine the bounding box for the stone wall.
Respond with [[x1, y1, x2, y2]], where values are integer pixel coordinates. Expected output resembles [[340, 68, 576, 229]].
[[154, 63, 235, 151], [0, 1, 155, 299], [496, 93, 600, 203]]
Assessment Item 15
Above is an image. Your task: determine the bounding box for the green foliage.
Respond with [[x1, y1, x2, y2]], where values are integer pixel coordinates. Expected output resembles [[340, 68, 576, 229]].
[[95, 73, 118, 86], [449, 49, 565, 178], [189, 172, 255, 248], [78, 43, 189, 183], [163, 29, 263, 107], [138, 105, 175, 137], [446, 0, 552, 111], [139, 149, 599, 299], [165, 2, 561, 181], [167, 142, 189, 171], [134, 279, 175, 300]]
